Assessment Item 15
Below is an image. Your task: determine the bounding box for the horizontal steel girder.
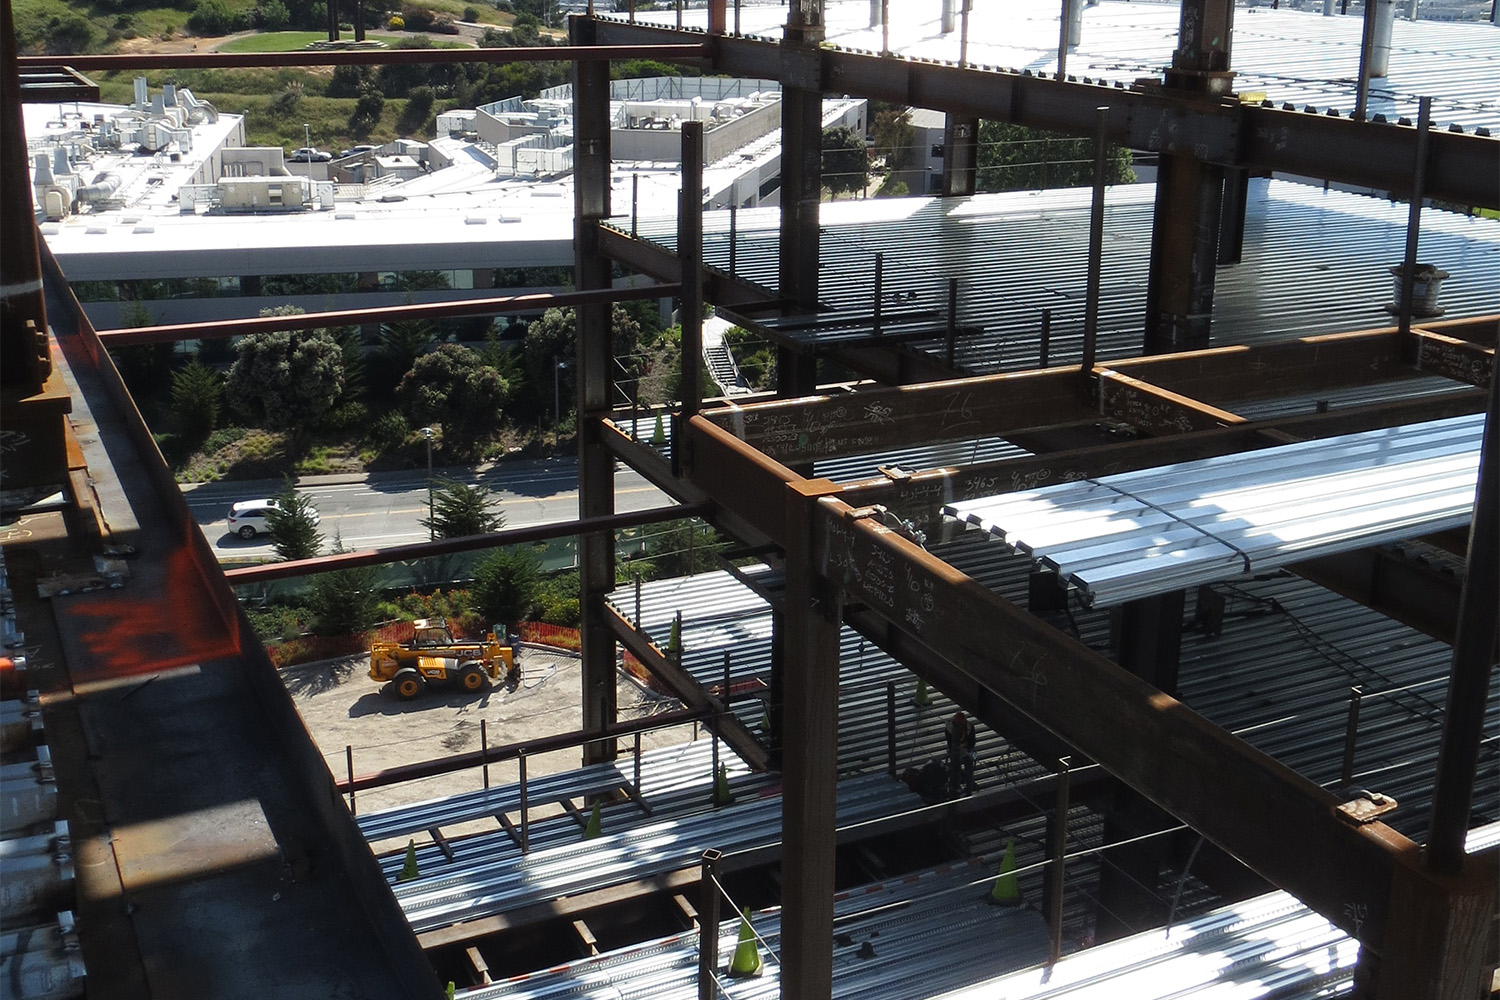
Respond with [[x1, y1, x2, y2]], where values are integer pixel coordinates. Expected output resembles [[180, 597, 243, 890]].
[[591, 20, 1500, 209], [18, 44, 704, 71], [703, 366, 1097, 463]]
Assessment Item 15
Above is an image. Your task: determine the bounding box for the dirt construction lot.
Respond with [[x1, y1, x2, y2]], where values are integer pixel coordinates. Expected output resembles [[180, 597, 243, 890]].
[[278, 644, 696, 852]]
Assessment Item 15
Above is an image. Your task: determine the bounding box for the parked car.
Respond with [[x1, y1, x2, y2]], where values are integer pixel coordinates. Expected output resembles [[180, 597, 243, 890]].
[[226, 498, 319, 539], [289, 147, 333, 162]]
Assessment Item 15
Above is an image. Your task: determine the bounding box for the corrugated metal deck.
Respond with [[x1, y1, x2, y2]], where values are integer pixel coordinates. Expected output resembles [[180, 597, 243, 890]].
[[943, 413, 1484, 606]]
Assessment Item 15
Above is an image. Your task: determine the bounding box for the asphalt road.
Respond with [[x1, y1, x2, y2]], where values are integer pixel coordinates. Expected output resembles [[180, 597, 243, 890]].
[[182, 455, 673, 559]]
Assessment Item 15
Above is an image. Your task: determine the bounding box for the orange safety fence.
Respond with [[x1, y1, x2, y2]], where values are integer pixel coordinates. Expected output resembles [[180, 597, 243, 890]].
[[520, 621, 581, 651]]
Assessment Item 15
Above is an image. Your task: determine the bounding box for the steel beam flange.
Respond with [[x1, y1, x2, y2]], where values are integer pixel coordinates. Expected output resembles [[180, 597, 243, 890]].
[[1125, 100, 1239, 162], [780, 45, 822, 92]]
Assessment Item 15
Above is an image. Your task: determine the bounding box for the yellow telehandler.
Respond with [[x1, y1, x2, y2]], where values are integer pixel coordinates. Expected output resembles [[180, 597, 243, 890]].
[[369, 618, 516, 699]]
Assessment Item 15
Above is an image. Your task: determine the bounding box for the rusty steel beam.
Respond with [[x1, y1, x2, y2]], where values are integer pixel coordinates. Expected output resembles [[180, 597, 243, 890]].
[[17, 44, 704, 72], [1410, 328, 1495, 388], [597, 227, 779, 312], [811, 496, 1446, 951], [603, 605, 770, 771], [840, 388, 1487, 532], [598, 420, 776, 551], [1289, 542, 1486, 653], [97, 285, 679, 347], [681, 414, 804, 543], [588, 20, 1500, 209], [1095, 369, 1247, 433], [703, 367, 1095, 463], [1104, 326, 1416, 401], [223, 505, 702, 585], [338, 705, 712, 794]]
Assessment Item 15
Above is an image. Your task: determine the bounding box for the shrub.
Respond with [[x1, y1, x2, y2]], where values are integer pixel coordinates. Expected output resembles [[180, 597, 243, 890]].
[[471, 547, 543, 627], [387, 14, 405, 28], [367, 410, 409, 452], [187, 0, 246, 35], [463, 6, 480, 20]]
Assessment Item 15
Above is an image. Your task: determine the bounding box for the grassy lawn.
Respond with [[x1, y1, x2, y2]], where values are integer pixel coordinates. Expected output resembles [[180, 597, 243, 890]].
[[219, 30, 470, 52]]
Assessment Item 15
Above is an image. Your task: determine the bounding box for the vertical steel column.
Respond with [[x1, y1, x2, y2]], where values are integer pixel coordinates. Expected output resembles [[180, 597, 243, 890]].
[[698, 850, 723, 1000], [1095, 591, 1185, 941], [941, 115, 979, 197], [1354, 0, 1382, 120], [1144, 0, 1233, 354], [1044, 758, 1071, 965], [1217, 167, 1250, 266], [780, 487, 841, 1000], [571, 16, 618, 764], [1, 0, 51, 393], [776, 3, 825, 399], [680, 122, 705, 419], [779, 3, 824, 315], [1425, 368, 1499, 875]]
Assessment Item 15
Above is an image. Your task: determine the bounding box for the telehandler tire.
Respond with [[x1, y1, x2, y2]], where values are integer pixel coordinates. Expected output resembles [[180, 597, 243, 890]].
[[393, 668, 425, 700]]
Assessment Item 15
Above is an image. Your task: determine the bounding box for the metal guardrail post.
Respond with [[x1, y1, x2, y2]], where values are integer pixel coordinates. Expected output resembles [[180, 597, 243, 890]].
[[1040, 308, 1052, 368], [873, 252, 884, 335], [519, 749, 530, 853], [698, 849, 723, 1000], [634, 731, 642, 792], [729, 205, 737, 278], [347, 745, 356, 816], [1396, 96, 1432, 338], [1081, 106, 1107, 378], [886, 681, 898, 776], [481, 720, 490, 789], [945, 277, 958, 368], [1341, 686, 1364, 787], [632, 174, 639, 237], [1047, 757, 1071, 965]]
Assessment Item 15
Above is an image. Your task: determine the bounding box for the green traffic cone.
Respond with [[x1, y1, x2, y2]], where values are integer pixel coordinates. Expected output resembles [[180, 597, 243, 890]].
[[913, 677, 931, 707], [582, 800, 603, 840], [713, 762, 736, 806], [728, 906, 763, 977], [398, 839, 419, 882], [988, 838, 1020, 905]]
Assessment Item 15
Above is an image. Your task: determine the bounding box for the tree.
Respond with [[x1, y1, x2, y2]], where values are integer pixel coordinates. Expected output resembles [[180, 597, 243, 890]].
[[397, 344, 510, 449], [470, 546, 543, 627], [373, 318, 434, 395], [422, 477, 505, 539], [188, 0, 243, 34], [258, 0, 292, 29], [307, 534, 380, 635], [976, 120, 1135, 192], [398, 86, 437, 134], [224, 306, 345, 439], [822, 126, 868, 197], [170, 357, 222, 439], [327, 64, 376, 98], [265, 478, 323, 561], [522, 305, 643, 418], [349, 92, 386, 135], [871, 108, 915, 171]]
